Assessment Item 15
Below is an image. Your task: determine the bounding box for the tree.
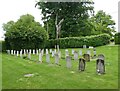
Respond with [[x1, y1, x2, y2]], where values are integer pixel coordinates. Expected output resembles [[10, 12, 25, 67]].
[[89, 10, 116, 36], [2, 21, 15, 31], [4, 14, 48, 50], [35, 1, 94, 39]]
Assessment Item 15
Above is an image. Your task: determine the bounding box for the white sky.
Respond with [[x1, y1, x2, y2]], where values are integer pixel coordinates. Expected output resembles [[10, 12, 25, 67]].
[[0, 0, 119, 40]]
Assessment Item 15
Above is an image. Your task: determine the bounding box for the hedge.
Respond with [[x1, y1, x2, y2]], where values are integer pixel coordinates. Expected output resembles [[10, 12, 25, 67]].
[[114, 32, 120, 44], [46, 33, 111, 48], [0, 41, 6, 52]]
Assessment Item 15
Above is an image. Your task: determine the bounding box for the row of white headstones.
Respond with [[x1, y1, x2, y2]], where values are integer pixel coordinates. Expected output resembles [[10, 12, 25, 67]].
[[6, 45, 96, 68]]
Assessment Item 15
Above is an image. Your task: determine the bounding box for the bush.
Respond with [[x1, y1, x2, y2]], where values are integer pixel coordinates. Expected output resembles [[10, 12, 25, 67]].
[[114, 33, 120, 44], [46, 34, 111, 48], [0, 41, 6, 52]]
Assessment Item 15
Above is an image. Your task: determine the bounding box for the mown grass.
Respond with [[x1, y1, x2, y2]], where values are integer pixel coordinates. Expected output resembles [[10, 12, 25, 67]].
[[1, 45, 118, 89]]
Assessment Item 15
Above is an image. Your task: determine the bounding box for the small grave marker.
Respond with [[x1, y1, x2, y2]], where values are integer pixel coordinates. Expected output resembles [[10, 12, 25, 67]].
[[79, 58, 86, 71], [66, 56, 72, 68]]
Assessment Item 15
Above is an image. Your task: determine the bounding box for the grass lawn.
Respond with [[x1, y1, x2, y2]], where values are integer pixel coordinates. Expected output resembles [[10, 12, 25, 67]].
[[1, 45, 118, 89]]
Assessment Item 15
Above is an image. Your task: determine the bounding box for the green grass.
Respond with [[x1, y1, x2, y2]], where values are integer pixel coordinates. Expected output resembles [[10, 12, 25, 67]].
[[1, 45, 118, 89]]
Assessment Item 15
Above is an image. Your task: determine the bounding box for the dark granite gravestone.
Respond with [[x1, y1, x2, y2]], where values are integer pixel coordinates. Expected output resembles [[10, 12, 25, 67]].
[[79, 58, 86, 71], [96, 58, 105, 74], [98, 54, 105, 60], [83, 54, 90, 62]]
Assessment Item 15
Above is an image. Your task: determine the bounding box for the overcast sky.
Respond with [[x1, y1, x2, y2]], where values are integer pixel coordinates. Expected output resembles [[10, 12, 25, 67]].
[[0, 0, 119, 40]]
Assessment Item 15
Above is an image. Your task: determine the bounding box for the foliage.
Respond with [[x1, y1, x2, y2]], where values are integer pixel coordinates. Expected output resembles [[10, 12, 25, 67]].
[[36, 1, 94, 39], [0, 41, 6, 52], [46, 34, 110, 48], [114, 32, 120, 44], [4, 14, 48, 50], [89, 10, 116, 36]]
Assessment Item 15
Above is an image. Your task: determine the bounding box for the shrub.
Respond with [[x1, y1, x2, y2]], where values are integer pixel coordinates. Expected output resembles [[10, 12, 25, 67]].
[[114, 32, 120, 44], [46, 34, 110, 48], [0, 41, 6, 52]]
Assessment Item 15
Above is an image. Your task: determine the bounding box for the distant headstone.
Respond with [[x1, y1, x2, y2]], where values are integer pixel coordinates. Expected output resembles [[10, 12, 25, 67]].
[[11, 50, 13, 55], [74, 51, 78, 60], [20, 50, 22, 58], [57, 45, 59, 51], [89, 46, 93, 49], [6, 50, 10, 54], [17, 51, 19, 56], [96, 58, 105, 74], [41, 49, 44, 56], [79, 49, 82, 56], [83, 45, 86, 48], [33, 49, 35, 54], [54, 49, 57, 54], [39, 49, 41, 53], [83, 54, 90, 62], [50, 49, 52, 53], [52, 51, 55, 57], [65, 49, 69, 57], [66, 56, 72, 68], [58, 51, 61, 59], [46, 54, 50, 63], [46, 49, 48, 55], [39, 52, 42, 62], [55, 53, 59, 64], [79, 58, 86, 71], [55, 45, 57, 49], [72, 49, 74, 55], [26, 50, 28, 54], [14, 50, 16, 55], [28, 51, 31, 59], [93, 48, 96, 56], [24, 49, 26, 56], [36, 50, 39, 55]]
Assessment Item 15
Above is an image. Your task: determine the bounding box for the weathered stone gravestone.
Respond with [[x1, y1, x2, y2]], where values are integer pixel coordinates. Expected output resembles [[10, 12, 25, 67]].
[[50, 49, 52, 53], [54, 53, 59, 64], [54, 49, 57, 54], [58, 51, 61, 59], [20, 50, 22, 58], [14, 50, 16, 55], [39, 49, 41, 53], [98, 54, 105, 60], [83, 54, 90, 62], [89, 46, 93, 49], [46, 49, 49, 55], [36, 50, 39, 55], [72, 49, 74, 55], [74, 51, 78, 61], [66, 56, 72, 68], [33, 49, 35, 54], [26, 50, 28, 54], [46, 54, 50, 63], [79, 49, 82, 56], [28, 51, 31, 59], [65, 49, 69, 57], [39, 52, 42, 62], [78, 58, 86, 71], [41, 49, 44, 56], [83, 45, 87, 48], [17, 51, 19, 56], [6, 50, 10, 54], [11, 50, 13, 55], [96, 57, 105, 74], [57, 45, 59, 51], [24, 49, 26, 56], [52, 51, 55, 57]]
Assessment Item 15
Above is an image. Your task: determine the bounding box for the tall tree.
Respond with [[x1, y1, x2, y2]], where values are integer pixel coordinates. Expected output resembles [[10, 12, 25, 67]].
[[36, 1, 94, 39], [89, 10, 116, 36]]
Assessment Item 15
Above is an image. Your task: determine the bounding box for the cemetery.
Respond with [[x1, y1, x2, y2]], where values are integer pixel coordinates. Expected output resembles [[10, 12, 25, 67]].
[[0, 1, 119, 90]]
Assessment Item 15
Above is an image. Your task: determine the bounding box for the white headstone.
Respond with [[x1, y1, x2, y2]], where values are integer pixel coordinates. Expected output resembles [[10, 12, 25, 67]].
[[54, 49, 57, 54], [26, 50, 28, 54], [17, 51, 19, 56], [83, 45, 86, 48], [66, 56, 72, 68], [39, 52, 42, 62], [14, 50, 16, 55], [52, 51, 55, 57], [11, 50, 13, 55], [89, 46, 93, 49], [24, 49, 26, 56], [58, 51, 61, 59], [65, 49, 69, 57], [57, 45, 59, 51], [20, 50, 22, 58], [50, 49, 52, 53], [74, 51, 78, 60], [36, 50, 39, 55], [39, 49, 41, 53], [33, 49, 35, 54], [41, 49, 44, 56], [46, 54, 50, 63], [46, 49, 48, 54], [79, 49, 82, 56], [72, 49, 74, 55], [7, 50, 10, 54], [55, 53, 59, 64]]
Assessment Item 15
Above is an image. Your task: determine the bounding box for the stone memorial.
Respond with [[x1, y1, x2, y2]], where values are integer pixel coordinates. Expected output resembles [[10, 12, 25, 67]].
[[72, 49, 74, 55], [7, 50, 10, 54], [74, 51, 78, 61], [79, 58, 86, 71], [79, 49, 82, 56], [20, 50, 22, 58], [39, 52, 42, 62], [58, 51, 61, 59], [83, 45, 87, 48], [46, 54, 50, 63], [66, 56, 72, 68], [36, 50, 39, 55], [65, 49, 69, 57], [83, 54, 90, 62], [96, 58, 105, 74], [11, 50, 13, 55], [50, 49, 52, 53], [17, 51, 19, 56], [41, 49, 44, 56], [98, 54, 105, 60], [55, 53, 59, 64], [33, 49, 35, 54], [57, 45, 59, 51], [24, 49, 26, 56], [46, 49, 48, 55], [14, 50, 16, 55], [52, 51, 55, 57]]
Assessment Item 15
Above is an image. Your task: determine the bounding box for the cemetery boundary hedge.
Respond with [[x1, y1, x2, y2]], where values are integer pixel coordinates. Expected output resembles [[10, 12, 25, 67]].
[[46, 34, 111, 48], [114, 32, 120, 44]]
